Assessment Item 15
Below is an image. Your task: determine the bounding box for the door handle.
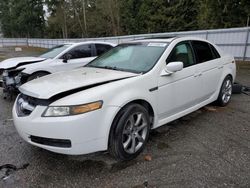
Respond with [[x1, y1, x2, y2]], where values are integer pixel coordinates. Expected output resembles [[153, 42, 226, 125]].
[[194, 72, 202, 77], [218, 66, 223, 69]]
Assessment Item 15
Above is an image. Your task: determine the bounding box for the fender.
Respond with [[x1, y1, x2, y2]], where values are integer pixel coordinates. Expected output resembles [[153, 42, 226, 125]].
[[214, 61, 236, 100]]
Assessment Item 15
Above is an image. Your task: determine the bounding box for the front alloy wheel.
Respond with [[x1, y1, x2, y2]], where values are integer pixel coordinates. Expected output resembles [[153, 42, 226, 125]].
[[122, 112, 148, 154], [109, 104, 150, 161]]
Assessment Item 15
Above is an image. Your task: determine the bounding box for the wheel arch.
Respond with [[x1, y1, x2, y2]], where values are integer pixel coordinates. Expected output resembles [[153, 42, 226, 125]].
[[226, 74, 233, 81], [107, 99, 155, 149], [125, 99, 155, 126], [218, 73, 233, 92]]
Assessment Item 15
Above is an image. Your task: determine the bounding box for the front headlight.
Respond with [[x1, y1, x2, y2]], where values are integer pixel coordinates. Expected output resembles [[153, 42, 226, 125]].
[[42, 101, 103, 117]]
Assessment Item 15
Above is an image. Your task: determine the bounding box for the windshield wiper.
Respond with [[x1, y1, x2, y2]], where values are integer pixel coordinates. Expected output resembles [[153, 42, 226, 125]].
[[86, 65, 141, 74], [85, 64, 99, 68], [103, 66, 118, 70], [88, 65, 120, 71]]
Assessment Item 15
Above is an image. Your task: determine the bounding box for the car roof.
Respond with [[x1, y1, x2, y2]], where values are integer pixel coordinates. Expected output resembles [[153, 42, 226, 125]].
[[61, 41, 116, 46], [129, 36, 211, 44], [131, 38, 176, 43]]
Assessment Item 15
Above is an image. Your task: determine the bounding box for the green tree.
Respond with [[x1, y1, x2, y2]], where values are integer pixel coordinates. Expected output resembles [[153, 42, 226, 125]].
[[0, 0, 45, 38], [120, 0, 199, 34], [198, 0, 250, 29], [2, 0, 250, 39]]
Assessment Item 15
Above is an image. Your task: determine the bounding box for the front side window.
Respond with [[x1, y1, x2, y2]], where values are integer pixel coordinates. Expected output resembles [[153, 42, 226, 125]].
[[87, 43, 168, 73], [167, 42, 195, 68], [40, 44, 71, 59], [95, 44, 113, 56], [67, 44, 92, 59], [192, 41, 214, 63]]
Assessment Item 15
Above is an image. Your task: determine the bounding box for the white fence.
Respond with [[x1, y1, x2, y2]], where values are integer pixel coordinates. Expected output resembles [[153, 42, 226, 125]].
[[0, 27, 249, 61]]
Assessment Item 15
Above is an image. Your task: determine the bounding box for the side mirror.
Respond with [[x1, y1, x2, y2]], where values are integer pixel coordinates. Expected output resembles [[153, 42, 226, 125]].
[[161, 61, 183, 76], [63, 54, 72, 63]]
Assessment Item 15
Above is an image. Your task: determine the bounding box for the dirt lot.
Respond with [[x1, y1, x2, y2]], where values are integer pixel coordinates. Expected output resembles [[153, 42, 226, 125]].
[[0, 48, 250, 187], [0, 47, 46, 62]]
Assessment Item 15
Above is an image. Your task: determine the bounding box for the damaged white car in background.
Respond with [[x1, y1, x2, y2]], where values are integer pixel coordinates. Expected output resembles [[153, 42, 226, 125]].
[[0, 41, 115, 97]]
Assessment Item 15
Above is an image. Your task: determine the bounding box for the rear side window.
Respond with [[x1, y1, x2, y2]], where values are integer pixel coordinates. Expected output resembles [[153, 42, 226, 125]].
[[95, 44, 113, 56], [68, 44, 92, 59], [192, 41, 214, 63], [167, 42, 195, 68], [209, 44, 221, 59]]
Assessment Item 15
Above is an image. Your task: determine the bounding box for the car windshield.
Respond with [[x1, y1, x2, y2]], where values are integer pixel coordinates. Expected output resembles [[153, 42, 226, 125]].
[[87, 43, 168, 73], [40, 44, 71, 59]]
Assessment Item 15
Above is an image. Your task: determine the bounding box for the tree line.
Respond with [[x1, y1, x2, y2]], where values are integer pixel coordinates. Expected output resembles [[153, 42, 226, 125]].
[[0, 0, 249, 38]]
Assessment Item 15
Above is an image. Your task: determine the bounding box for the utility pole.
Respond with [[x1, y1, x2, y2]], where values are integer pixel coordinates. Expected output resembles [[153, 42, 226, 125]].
[[82, 0, 87, 37]]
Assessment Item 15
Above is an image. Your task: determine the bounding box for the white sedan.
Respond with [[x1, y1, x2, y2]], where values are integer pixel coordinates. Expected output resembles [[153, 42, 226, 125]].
[[0, 41, 115, 96], [13, 37, 236, 160]]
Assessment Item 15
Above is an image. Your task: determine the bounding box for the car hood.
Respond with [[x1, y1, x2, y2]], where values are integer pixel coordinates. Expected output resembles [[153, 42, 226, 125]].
[[19, 67, 139, 99], [0, 57, 46, 70]]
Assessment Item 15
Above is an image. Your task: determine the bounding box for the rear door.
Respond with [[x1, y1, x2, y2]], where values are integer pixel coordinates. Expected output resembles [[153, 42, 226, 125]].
[[191, 41, 222, 100]]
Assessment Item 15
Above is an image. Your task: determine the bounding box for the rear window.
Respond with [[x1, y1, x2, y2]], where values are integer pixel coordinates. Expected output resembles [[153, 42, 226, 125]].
[[192, 41, 214, 63]]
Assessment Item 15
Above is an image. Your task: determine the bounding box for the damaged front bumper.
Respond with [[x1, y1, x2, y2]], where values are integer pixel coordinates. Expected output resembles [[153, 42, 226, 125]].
[[1, 69, 27, 95]]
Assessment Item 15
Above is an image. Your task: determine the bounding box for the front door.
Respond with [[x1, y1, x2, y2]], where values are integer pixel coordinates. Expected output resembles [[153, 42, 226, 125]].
[[157, 41, 199, 121], [56, 44, 96, 72]]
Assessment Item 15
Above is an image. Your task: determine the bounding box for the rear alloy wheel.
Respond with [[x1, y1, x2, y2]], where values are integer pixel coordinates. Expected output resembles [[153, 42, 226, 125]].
[[109, 104, 150, 161], [216, 76, 233, 106]]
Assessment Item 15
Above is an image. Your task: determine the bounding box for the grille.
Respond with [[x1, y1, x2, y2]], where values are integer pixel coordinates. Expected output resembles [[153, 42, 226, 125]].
[[16, 94, 51, 117]]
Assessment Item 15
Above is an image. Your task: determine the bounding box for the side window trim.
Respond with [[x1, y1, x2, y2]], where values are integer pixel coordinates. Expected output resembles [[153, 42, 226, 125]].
[[166, 40, 196, 68], [91, 43, 96, 57], [188, 41, 197, 65], [190, 40, 200, 64]]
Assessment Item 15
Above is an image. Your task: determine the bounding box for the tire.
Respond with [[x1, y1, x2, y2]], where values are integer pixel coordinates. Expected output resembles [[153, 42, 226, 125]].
[[216, 76, 233, 106], [109, 104, 150, 161], [27, 72, 49, 82], [232, 83, 242, 94]]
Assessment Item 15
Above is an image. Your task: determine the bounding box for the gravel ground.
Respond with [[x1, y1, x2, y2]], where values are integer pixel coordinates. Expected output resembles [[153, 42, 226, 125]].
[[0, 48, 250, 187]]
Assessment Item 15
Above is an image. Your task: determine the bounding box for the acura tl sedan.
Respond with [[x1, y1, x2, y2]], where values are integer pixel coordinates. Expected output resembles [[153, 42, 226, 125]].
[[13, 37, 236, 161]]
